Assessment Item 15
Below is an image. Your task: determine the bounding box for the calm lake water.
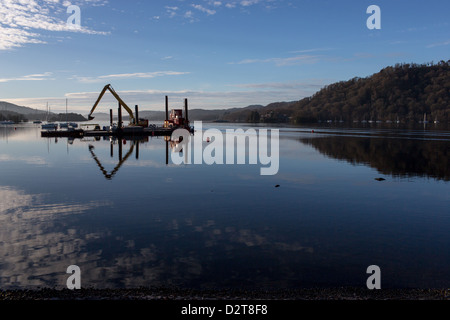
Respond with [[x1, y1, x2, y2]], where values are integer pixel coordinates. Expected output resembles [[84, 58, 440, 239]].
[[0, 122, 449, 290]]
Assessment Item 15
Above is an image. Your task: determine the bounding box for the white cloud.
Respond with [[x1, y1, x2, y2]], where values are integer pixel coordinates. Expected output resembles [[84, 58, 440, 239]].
[[231, 80, 331, 91], [240, 0, 261, 6], [165, 5, 179, 18], [0, 72, 54, 83], [192, 4, 216, 15], [426, 39, 450, 48], [231, 54, 322, 66], [160, 0, 275, 21], [72, 71, 190, 83], [183, 10, 197, 22], [289, 48, 334, 54], [0, 25, 45, 50], [214, 0, 263, 8], [0, 0, 109, 50]]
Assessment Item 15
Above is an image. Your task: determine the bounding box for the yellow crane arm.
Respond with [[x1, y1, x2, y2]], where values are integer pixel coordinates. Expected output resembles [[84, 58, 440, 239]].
[[88, 84, 135, 122]]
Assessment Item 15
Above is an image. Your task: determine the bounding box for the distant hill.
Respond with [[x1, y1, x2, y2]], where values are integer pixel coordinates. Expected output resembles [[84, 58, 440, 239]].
[[90, 105, 266, 122], [180, 105, 264, 122], [0, 101, 87, 122], [0, 101, 46, 122], [0, 110, 28, 123], [225, 60, 449, 124], [48, 113, 87, 122], [0, 101, 47, 115], [290, 60, 449, 123], [0, 101, 48, 121]]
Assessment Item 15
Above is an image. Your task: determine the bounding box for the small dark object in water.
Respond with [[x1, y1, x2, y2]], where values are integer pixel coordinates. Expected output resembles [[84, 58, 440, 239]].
[[375, 178, 386, 181], [275, 185, 280, 188]]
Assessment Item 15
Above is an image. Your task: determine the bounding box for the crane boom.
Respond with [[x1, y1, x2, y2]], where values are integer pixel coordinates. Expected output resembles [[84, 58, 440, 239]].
[[88, 84, 135, 123]]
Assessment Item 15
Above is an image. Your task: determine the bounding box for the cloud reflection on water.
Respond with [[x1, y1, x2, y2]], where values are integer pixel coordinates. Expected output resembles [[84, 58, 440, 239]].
[[0, 186, 111, 288]]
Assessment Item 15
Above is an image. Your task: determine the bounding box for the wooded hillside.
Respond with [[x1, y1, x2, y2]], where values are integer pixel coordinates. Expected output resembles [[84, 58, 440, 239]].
[[237, 60, 449, 124]]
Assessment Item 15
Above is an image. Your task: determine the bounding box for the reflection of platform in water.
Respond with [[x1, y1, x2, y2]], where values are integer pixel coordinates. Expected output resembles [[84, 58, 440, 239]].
[[89, 139, 138, 180], [89, 137, 182, 180]]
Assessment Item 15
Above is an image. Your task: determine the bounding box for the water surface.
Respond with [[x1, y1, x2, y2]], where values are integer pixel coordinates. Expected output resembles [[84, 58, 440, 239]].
[[0, 123, 448, 289]]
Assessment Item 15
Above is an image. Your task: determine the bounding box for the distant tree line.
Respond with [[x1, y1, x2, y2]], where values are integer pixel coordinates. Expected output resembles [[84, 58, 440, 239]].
[[48, 113, 87, 122], [228, 60, 450, 124], [0, 111, 28, 123], [0, 111, 87, 122]]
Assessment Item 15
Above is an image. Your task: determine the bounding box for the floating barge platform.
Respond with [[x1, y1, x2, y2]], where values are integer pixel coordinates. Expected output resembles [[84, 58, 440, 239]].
[[41, 126, 183, 138], [41, 94, 193, 139]]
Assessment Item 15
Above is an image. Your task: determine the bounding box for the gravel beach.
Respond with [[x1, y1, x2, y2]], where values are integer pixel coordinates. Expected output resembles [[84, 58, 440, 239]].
[[1, 287, 448, 300]]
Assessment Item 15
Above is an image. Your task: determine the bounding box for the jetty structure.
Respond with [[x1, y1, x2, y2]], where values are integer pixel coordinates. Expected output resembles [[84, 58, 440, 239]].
[[41, 84, 193, 138]]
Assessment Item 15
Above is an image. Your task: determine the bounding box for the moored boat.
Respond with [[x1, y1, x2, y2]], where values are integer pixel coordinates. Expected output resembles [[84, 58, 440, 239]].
[[0, 120, 15, 125], [42, 123, 58, 130]]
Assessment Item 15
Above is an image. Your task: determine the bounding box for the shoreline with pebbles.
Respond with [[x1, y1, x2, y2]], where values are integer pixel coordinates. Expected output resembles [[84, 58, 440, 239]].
[[1, 287, 448, 300]]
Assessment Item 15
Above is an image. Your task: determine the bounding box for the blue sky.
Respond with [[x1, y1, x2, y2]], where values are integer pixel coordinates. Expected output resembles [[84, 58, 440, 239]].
[[0, 0, 449, 113]]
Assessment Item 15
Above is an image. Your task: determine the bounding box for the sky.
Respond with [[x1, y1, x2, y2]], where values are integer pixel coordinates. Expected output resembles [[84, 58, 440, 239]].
[[0, 0, 449, 113]]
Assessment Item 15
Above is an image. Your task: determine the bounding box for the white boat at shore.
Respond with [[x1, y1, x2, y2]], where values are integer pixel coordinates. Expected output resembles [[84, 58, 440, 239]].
[[41, 102, 58, 130], [59, 122, 79, 129], [42, 123, 58, 130], [59, 100, 79, 129], [0, 120, 15, 125]]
